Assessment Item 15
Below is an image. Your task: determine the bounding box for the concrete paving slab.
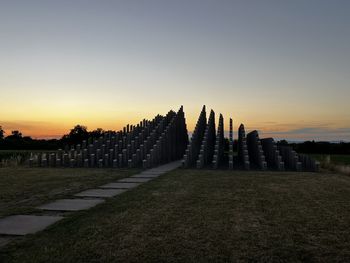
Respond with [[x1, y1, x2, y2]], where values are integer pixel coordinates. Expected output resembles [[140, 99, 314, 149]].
[[131, 173, 161, 178], [37, 198, 105, 211], [75, 189, 127, 198], [147, 161, 182, 173], [117, 177, 153, 183], [0, 215, 63, 236], [99, 182, 141, 189], [138, 171, 164, 175], [145, 168, 171, 173], [146, 169, 169, 173]]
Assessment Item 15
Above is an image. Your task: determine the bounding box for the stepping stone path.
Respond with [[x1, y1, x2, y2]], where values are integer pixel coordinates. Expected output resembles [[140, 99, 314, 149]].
[[100, 182, 141, 189], [38, 199, 105, 211], [0, 215, 63, 236], [0, 161, 181, 247], [117, 177, 153, 183], [75, 188, 127, 198], [131, 173, 161, 178]]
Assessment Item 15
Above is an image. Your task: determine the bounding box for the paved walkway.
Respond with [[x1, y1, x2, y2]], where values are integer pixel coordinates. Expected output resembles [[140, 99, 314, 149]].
[[0, 161, 181, 246]]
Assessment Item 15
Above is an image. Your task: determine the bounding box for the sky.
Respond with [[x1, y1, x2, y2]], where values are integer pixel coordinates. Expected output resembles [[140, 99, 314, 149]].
[[0, 0, 349, 141]]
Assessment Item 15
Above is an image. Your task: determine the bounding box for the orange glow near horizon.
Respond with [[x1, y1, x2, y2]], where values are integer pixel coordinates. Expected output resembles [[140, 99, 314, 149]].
[[1, 104, 349, 141]]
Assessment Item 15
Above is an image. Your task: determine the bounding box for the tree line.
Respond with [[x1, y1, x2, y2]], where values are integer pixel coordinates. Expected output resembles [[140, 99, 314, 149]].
[[0, 125, 110, 150], [0, 125, 349, 154]]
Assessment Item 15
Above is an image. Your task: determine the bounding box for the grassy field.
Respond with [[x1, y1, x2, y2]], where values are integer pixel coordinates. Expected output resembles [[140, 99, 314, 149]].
[[311, 154, 350, 165], [0, 149, 47, 157], [0, 167, 139, 217], [1, 169, 349, 262], [0, 150, 57, 167]]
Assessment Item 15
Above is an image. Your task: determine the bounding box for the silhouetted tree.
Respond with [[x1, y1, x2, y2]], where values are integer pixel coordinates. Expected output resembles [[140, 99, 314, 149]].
[[6, 130, 23, 140], [277, 139, 289, 146], [61, 125, 89, 145], [89, 128, 105, 138], [0, 126, 4, 140]]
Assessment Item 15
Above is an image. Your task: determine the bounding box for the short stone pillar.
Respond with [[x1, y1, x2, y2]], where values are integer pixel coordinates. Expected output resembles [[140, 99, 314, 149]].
[[98, 159, 103, 168], [63, 154, 69, 167], [70, 159, 75, 168], [104, 154, 109, 167], [118, 154, 123, 167], [49, 153, 56, 167], [90, 154, 95, 167], [77, 153, 83, 167]]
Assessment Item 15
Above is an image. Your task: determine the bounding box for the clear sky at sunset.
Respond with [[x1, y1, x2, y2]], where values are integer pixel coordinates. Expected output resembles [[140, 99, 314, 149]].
[[1, 0, 349, 141]]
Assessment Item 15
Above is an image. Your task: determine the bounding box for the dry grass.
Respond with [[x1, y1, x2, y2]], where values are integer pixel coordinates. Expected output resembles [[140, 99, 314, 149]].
[[0, 167, 139, 217], [1, 169, 350, 262], [312, 154, 350, 175], [334, 164, 350, 175]]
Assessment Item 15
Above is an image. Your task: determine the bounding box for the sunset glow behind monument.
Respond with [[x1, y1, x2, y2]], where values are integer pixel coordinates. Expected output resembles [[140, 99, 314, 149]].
[[1, 0, 349, 141]]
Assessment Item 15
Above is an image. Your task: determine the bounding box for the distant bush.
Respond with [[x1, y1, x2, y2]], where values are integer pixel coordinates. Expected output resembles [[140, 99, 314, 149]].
[[1, 125, 350, 155], [0, 137, 60, 150], [283, 141, 350, 155], [0, 151, 32, 167], [0, 125, 111, 151]]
